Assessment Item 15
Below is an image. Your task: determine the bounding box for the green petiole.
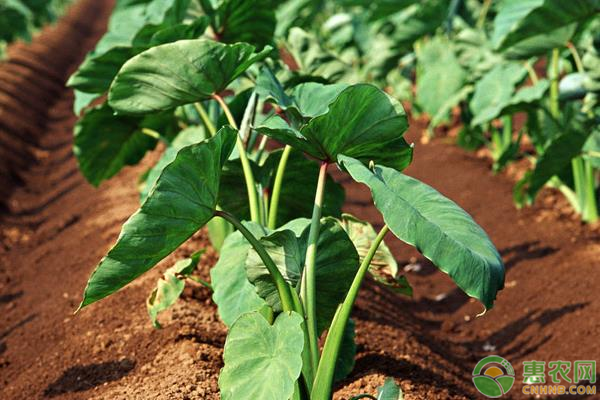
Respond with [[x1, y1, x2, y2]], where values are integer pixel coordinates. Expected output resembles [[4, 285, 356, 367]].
[[312, 225, 390, 400], [268, 145, 293, 229], [214, 210, 295, 313], [301, 161, 329, 374], [212, 94, 261, 223]]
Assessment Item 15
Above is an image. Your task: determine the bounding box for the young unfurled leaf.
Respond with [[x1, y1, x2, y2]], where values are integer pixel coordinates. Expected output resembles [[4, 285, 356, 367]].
[[256, 68, 348, 123], [74, 104, 176, 187], [219, 311, 305, 400], [377, 378, 404, 400], [349, 377, 404, 400], [339, 214, 412, 297], [491, 0, 599, 52], [256, 84, 413, 171], [339, 155, 504, 310], [79, 127, 237, 309], [211, 223, 270, 327], [108, 40, 272, 115], [246, 218, 359, 332], [340, 213, 398, 277], [147, 251, 204, 328]]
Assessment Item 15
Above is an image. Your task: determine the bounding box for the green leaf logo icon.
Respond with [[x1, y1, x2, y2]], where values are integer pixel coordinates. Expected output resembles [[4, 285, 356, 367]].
[[472, 355, 515, 398]]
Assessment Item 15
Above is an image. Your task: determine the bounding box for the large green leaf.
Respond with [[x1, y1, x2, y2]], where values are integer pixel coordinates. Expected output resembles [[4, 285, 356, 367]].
[[67, 0, 191, 94], [339, 155, 504, 310], [211, 224, 270, 327], [67, 47, 136, 94], [147, 251, 202, 328], [501, 24, 577, 59], [140, 126, 208, 202], [491, 0, 599, 51], [256, 84, 413, 171], [79, 127, 237, 308], [469, 62, 527, 126], [210, 0, 276, 48], [255, 69, 348, 124], [108, 40, 271, 115], [74, 104, 177, 187], [219, 311, 304, 400], [246, 218, 359, 332], [416, 36, 466, 124]]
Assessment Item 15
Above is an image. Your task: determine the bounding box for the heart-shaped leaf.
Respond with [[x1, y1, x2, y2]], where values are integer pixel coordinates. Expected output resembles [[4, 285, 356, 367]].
[[211, 222, 270, 327], [491, 0, 599, 52], [74, 104, 176, 187], [79, 127, 237, 308], [219, 311, 305, 400], [256, 68, 349, 123], [246, 217, 359, 332], [256, 84, 413, 171], [108, 39, 271, 115], [339, 155, 504, 310]]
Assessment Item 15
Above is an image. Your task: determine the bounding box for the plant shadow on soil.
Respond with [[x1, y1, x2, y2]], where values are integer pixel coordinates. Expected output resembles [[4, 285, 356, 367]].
[[0, 314, 37, 356], [403, 240, 558, 315], [43, 359, 135, 397]]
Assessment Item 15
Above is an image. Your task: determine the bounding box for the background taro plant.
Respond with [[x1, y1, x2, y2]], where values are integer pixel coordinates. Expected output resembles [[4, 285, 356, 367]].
[[0, 0, 71, 58], [280, 0, 600, 224], [72, 2, 506, 399]]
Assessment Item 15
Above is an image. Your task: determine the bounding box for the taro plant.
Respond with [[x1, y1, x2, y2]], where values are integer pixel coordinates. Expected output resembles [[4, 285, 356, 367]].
[[77, 34, 505, 399]]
